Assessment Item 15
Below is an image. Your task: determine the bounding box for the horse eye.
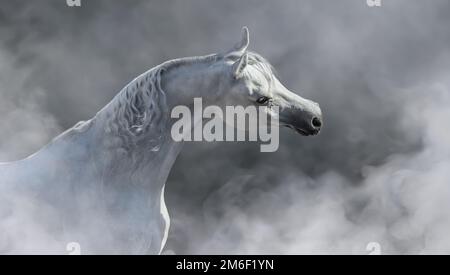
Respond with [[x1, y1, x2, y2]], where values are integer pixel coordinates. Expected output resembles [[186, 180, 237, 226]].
[[256, 96, 270, 104]]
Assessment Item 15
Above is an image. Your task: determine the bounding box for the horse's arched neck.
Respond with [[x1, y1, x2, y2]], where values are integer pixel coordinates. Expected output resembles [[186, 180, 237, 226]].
[[24, 56, 223, 195], [88, 56, 222, 188]]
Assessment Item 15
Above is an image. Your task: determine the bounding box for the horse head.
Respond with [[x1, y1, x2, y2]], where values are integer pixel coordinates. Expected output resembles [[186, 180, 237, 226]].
[[216, 27, 323, 136]]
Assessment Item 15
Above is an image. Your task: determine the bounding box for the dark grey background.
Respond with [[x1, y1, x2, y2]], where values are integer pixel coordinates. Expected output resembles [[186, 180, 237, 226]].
[[1, 0, 449, 254]]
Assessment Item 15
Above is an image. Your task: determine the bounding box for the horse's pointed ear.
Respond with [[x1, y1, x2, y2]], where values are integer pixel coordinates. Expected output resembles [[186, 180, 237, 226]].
[[223, 27, 250, 58], [232, 52, 248, 79], [234, 26, 250, 53]]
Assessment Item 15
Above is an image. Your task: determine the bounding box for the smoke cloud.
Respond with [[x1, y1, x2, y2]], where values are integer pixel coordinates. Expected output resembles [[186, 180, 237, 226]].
[[0, 0, 450, 254]]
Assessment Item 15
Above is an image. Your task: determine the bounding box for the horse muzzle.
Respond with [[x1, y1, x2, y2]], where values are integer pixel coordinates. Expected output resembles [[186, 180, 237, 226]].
[[279, 107, 323, 136]]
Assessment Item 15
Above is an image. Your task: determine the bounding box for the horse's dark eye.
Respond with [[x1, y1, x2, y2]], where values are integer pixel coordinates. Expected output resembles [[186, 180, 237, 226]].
[[256, 96, 270, 104]]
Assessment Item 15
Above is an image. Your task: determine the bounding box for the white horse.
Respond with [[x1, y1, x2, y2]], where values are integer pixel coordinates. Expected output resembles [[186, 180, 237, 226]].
[[0, 27, 322, 254]]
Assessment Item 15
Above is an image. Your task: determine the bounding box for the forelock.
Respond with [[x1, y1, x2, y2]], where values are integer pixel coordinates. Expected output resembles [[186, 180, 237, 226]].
[[244, 52, 276, 85]]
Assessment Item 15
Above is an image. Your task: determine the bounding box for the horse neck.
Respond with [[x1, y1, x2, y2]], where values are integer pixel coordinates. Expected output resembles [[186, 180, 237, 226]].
[[86, 57, 220, 189]]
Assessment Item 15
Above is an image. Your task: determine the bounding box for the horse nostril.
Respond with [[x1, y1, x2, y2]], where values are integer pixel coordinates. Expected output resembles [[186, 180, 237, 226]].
[[312, 117, 322, 129]]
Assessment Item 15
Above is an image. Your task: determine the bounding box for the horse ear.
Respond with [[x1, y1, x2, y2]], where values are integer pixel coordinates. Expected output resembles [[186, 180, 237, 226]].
[[224, 27, 250, 58], [234, 26, 250, 53], [232, 52, 248, 79]]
